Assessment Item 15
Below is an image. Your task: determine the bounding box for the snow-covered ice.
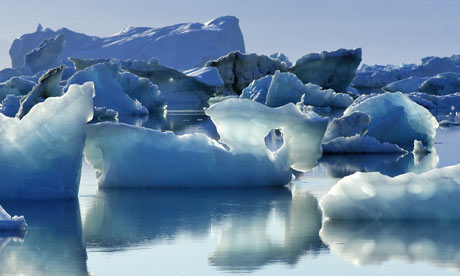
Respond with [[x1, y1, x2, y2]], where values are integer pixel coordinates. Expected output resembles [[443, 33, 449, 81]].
[[183, 66, 224, 87], [10, 16, 245, 71], [290, 48, 362, 92], [0, 82, 93, 199], [419, 72, 460, 95], [383, 76, 429, 93], [320, 163, 460, 220]]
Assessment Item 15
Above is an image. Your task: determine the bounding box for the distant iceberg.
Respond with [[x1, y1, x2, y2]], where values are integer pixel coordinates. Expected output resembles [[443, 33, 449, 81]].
[[0, 205, 26, 230], [10, 16, 245, 71]]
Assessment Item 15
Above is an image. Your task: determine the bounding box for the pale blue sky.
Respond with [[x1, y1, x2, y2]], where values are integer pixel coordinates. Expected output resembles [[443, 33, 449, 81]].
[[1, 0, 459, 69]]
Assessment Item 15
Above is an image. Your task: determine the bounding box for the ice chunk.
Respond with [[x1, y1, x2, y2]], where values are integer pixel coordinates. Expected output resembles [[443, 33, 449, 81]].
[[66, 61, 165, 115], [240, 75, 273, 104], [16, 65, 64, 118], [1, 95, 21, 117], [0, 82, 93, 199], [205, 51, 287, 95], [344, 92, 438, 149], [183, 66, 224, 87], [0, 205, 26, 230], [84, 123, 293, 188], [270, 52, 292, 67], [24, 35, 65, 74], [120, 59, 215, 110], [241, 71, 353, 108], [290, 48, 362, 92], [419, 72, 460, 95], [0, 76, 35, 101], [10, 16, 245, 71], [383, 76, 428, 93], [0, 68, 22, 83], [206, 99, 328, 171], [320, 163, 460, 220]]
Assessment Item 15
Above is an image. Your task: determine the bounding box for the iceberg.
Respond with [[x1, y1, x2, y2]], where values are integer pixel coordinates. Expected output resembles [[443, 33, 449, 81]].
[[320, 163, 460, 220], [0, 82, 93, 199], [344, 92, 438, 150], [383, 76, 429, 93], [289, 48, 362, 92], [241, 71, 353, 108], [183, 66, 224, 87], [84, 99, 328, 188], [419, 72, 460, 95], [270, 52, 292, 67], [322, 135, 407, 154], [16, 65, 64, 118], [0, 205, 26, 230], [0, 68, 22, 83], [10, 16, 245, 71], [66, 61, 165, 115], [353, 55, 460, 89], [205, 51, 287, 95], [0, 76, 35, 101], [23, 34, 65, 74]]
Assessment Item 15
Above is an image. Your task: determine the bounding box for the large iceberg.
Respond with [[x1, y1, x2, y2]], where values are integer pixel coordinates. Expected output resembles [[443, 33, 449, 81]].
[[343, 92, 438, 150], [0, 205, 26, 230], [66, 61, 165, 115], [0, 82, 93, 199], [84, 99, 328, 188], [289, 48, 362, 92], [205, 51, 287, 95], [10, 16, 245, 71], [240, 71, 353, 108], [320, 163, 460, 220]]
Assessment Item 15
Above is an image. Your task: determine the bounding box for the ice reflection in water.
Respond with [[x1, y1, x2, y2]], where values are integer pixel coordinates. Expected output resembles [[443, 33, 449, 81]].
[[0, 200, 88, 276], [320, 220, 460, 271], [83, 187, 327, 272]]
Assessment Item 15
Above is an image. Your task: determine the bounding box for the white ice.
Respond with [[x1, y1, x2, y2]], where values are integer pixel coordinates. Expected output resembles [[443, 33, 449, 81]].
[[320, 163, 460, 220], [10, 16, 245, 71], [183, 66, 224, 87]]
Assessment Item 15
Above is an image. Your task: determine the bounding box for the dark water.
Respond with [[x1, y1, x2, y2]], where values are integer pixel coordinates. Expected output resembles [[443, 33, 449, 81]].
[[1, 114, 460, 275]]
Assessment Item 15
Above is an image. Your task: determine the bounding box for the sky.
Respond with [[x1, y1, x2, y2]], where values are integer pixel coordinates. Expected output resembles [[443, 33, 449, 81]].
[[0, 0, 460, 69]]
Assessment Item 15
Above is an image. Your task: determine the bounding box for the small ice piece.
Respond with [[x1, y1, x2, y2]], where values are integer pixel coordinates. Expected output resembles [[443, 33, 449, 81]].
[[0, 205, 26, 230], [413, 140, 430, 155], [270, 52, 292, 67], [290, 48, 362, 92], [205, 51, 287, 95], [0, 82, 94, 199], [93, 106, 118, 121], [66, 62, 165, 115], [320, 163, 460, 220], [344, 92, 438, 150], [183, 67, 224, 87]]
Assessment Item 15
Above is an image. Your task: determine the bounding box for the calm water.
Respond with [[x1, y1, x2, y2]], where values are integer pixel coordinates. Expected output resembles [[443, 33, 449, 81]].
[[1, 113, 460, 275]]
